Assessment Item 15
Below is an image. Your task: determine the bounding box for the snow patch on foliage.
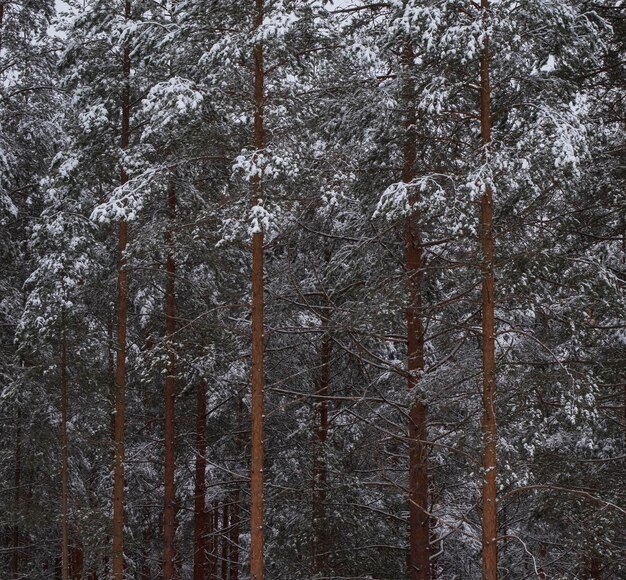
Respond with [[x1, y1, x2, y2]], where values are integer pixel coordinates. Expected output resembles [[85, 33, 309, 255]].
[[141, 77, 203, 141]]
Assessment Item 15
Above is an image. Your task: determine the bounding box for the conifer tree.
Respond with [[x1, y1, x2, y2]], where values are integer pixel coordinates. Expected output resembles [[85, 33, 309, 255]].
[[1, 2, 625, 578]]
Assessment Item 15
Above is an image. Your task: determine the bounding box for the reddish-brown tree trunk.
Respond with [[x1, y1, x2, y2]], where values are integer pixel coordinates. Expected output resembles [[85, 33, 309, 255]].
[[479, 2, 498, 578], [229, 397, 243, 580], [139, 343, 154, 580], [70, 539, 84, 580], [163, 180, 178, 579], [312, 336, 331, 575], [221, 502, 229, 580], [229, 489, 240, 580], [402, 39, 431, 580], [250, 225, 265, 580], [60, 330, 70, 580], [250, 0, 266, 578], [589, 556, 602, 580], [112, 3, 132, 578], [193, 380, 208, 580]]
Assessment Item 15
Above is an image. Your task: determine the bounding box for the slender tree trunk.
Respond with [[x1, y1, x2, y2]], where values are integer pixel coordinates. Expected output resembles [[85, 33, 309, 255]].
[[589, 556, 602, 580], [312, 335, 331, 575], [112, 3, 132, 577], [479, 1, 498, 578], [11, 409, 21, 579], [402, 39, 431, 580], [221, 502, 229, 580], [193, 380, 208, 580], [70, 538, 84, 580], [229, 397, 243, 580], [250, 0, 266, 578], [60, 329, 70, 580], [138, 345, 154, 580], [229, 488, 240, 580], [163, 180, 178, 580], [249, 224, 265, 580]]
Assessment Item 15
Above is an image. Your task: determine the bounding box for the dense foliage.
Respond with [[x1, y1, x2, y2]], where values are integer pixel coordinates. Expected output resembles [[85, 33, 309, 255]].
[[1, 1, 624, 578]]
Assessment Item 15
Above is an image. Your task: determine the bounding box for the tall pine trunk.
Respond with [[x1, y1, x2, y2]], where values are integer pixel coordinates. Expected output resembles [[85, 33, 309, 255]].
[[249, 0, 266, 577], [402, 39, 431, 580], [193, 381, 208, 580], [70, 538, 83, 580], [60, 328, 69, 580], [479, 1, 498, 578], [229, 397, 243, 580], [163, 180, 178, 579], [589, 556, 602, 580], [112, 2, 132, 576], [229, 487, 240, 580]]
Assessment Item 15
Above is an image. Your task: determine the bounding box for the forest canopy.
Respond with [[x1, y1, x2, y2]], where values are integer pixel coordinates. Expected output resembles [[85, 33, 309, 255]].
[[1, 1, 624, 579]]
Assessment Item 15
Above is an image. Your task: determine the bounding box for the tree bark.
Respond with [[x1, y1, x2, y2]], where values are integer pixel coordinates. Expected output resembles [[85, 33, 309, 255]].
[[70, 538, 84, 580], [140, 339, 154, 580], [60, 329, 69, 580], [589, 556, 602, 580], [479, 1, 498, 578], [312, 335, 331, 575], [402, 39, 431, 580], [112, 2, 132, 577], [163, 180, 178, 580], [229, 488, 240, 580], [229, 397, 243, 580], [193, 380, 208, 580], [249, 0, 266, 578]]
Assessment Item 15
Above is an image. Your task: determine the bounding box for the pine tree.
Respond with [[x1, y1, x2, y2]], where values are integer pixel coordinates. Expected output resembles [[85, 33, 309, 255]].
[[250, 1, 267, 576], [2, 2, 625, 578]]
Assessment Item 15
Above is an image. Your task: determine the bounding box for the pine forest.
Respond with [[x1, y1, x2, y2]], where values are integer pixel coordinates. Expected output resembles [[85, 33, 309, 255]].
[[0, 0, 625, 578]]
